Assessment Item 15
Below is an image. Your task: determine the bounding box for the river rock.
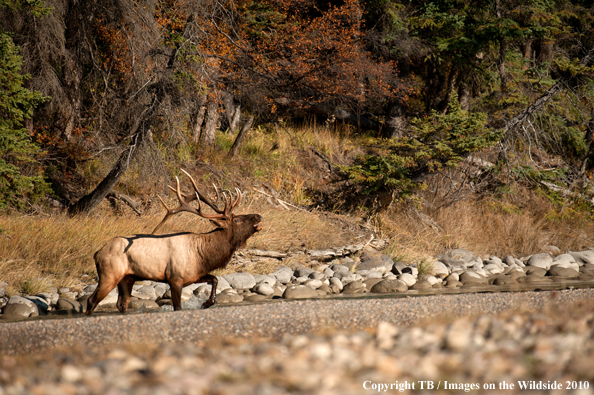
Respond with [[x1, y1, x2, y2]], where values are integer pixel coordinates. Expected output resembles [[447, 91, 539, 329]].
[[445, 279, 463, 288], [370, 279, 408, 293], [244, 294, 267, 302], [132, 285, 157, 300], [153, 283, 169, 298], [430, 260, 450, 277], [24, 295, 50, 314], [524, 266, 547, 276], [254, 274, 277, 286], [459, 271, 488, 286], [364, 278, 383, 290], [329, 277, 343, 292], [391, 261, 407, 275], [224, 272, 256, 290], [2, 303, 37, 319], [269, 267, 293, 284], [356, 270, 383, 279], [342, 280, 366, 294], [294, 267, 315, 278], [402, 266, 418, 277], [569, 251, 594, 266], [357, 252, 393, 273], [129, 299, 159, 310], [526, 253, 553, 270], [254, 283, 275, 296], [483, 263, 504, 274], [398, 273, 417, 287], [410, 280, 433, 290], [216, 292, 244, 304], [547, 266, 579, 278], [56, 298, 83, 313], [304, 279, 323, 290], [282, 285, 319, 300], [330, 264, 351, 276]]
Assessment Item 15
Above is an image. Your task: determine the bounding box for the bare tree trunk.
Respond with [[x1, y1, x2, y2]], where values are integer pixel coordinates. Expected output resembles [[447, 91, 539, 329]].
[[222, 91, 241, 133], [229, 104, 242, 133], [201, 99, 219, 148], [229, 115, 254, 158], [440, 67, 459, 113], [458, 83, 471, 111], [190, 95, 207, 143], [382, 100, 406, 139]]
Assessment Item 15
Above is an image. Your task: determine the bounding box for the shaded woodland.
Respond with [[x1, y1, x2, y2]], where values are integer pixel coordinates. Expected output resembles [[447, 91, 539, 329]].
[[1, 0, 594, 213]]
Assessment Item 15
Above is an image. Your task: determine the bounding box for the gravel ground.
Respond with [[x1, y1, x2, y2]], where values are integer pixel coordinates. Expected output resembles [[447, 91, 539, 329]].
[[1, 289, 594, 394]]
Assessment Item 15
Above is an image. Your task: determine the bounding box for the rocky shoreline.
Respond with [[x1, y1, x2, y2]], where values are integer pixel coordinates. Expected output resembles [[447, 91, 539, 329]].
[[2, 244, 594, 319]]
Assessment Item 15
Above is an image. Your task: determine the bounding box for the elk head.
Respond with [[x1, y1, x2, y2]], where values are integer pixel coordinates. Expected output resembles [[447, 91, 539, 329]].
[[151, 169, 263, 240]]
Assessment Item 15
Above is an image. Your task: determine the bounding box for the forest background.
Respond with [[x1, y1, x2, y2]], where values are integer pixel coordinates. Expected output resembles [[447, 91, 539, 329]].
[[1, 0, 594, 293]]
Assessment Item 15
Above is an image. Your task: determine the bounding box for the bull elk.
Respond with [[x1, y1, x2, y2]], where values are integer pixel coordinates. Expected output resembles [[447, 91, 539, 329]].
[[86, 170, 262, 315]]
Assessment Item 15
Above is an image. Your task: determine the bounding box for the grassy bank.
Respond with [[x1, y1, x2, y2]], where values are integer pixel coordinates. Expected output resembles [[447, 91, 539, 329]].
[[1, 124, 593, 296]]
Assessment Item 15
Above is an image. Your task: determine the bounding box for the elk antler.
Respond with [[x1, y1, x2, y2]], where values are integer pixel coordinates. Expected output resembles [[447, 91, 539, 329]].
[[151, 170, 242, 234]]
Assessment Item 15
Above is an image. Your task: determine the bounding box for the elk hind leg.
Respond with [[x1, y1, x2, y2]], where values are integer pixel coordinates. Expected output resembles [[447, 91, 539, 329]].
[[116, 275, 135, 313], [169, 279, 184, 311], [86, 279, 118, 315]]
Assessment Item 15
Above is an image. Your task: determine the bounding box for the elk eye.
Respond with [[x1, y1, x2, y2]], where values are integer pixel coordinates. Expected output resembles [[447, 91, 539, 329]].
[[233, 218, 242, 224]]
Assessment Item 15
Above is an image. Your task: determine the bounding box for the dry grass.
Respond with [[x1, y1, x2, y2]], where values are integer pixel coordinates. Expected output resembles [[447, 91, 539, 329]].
[[2, 124, 594, 296]]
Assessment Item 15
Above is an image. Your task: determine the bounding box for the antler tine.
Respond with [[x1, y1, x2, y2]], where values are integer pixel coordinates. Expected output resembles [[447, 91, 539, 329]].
[[152, 177, 201, 234], [180, 169, 225, 214]]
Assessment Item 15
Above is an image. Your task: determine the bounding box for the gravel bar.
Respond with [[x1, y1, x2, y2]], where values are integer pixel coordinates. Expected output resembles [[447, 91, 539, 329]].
[[2, 288, 593, 356]]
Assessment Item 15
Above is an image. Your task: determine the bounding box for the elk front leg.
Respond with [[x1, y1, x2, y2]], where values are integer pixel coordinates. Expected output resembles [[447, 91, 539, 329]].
[[196, 274, 218, 309], [169, 280, 184, 311], [116, 275, 135, 313]]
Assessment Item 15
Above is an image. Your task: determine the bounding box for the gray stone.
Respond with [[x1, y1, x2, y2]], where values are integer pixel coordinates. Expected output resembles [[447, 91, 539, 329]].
[[357, 255, 393, 274], [524, 267, 547, 276], [254, 283, 275, 296], [37, 292, 59, 306], [547, 266, 579, 278], [363, 278, 383, 290], [154, 283, 169, 298], [294, 267, 315, 278], [356, 270, 383, 279], [398, 273, 417, 287], [131, 285, 157, 300], [459, 271, 488, 285], [224, 272, 256, 290], [569, 251, 594, 266], [370, 279, 408, 293], [526, 253, 553, 270], [330, 264, 351, 275], [329, 277, 343, 291], [216, 292, 244, 304], [2, 303, 37, 319], [244, 294, 267, 302], [445, 279, 463, 288], [580, 264, 594, 274], [215, 276, 231, 292], [24, 295, 50, 314], [254, 274, 276, 286], [446, 249, 477, 263], [269, 267, 293, 284], [57, 298, 83, 313], [391, 261, 407, 275], [504, 256, 516, 266], [410, 280, 432, 290], [483, 263, 504, 274], [401, 266, 418, 277], [308, 271, 324, 280], [129, 299, 160, 310], [341, 280, 366, 294], [282, 285, 319, 300], [430, 260, 450, 277], [98, 289, 119, 306], [304, 279, 323, 290], [489, 274, 516, 285]]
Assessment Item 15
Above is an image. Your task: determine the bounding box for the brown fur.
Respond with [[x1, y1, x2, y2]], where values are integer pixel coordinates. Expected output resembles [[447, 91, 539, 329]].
[[86, 213, 262, 315]]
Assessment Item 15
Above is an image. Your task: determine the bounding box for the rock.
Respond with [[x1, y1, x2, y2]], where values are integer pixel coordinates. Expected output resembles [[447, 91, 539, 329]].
[[376, 321, 399, 349], [2, 303, 37, 319], [304, 279, 323, 290], [128, 299, 160, 310], [370, 279, 408, 293], [131, 285, 157, 300], [398, 273, 417, 287], [363, 278, 384, 290], [569, 251, 594, 266], [526, 253, 553, 270], [543, 245, 561, 255], [60, 291, 78, 300], [82, 284, 97, 295], [445, 279, 463, 288], [342, 280, 366, 294], [524, 267, 547, 276], [356, 270, 383, 279], [224, 272, 256, 290], [154, 283, 169, 298], [430, 260, 450, 277], [244, 294, 267, 302], [547, 266, 579, 279], [269, 267, 293, 284], [410, 280, 432, 290], [446, 248, 477, 263], [483, 264, 504, 274], [216, 292, 244, 304], [459, 271, 488, 286], [517, 275, 554, 284], [507, 269, 526, 280], [317, 284, 331, 294], [401, 266, 418, 277], [329, 277, 343, 292], [444, 318, 473, 351], [357, 253, 393, 273], [254, 283, 275, 296], [308, 271, 324, 280], [282, 285, 319, 300], [391, 261, 407, 275], [97, 289, 118, 306], [294, 267, 315, 278], [37, 292, 59, 306], [330, 264, 351, 276], [24, 295, 50, 314], [56, 298, 83, 313], [489, 275, 516, 285], [580, 264, 594, 274]]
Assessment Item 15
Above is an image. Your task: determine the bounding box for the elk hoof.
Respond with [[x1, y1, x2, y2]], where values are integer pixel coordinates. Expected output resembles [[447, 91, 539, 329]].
[[202, 300, 215, 309]]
